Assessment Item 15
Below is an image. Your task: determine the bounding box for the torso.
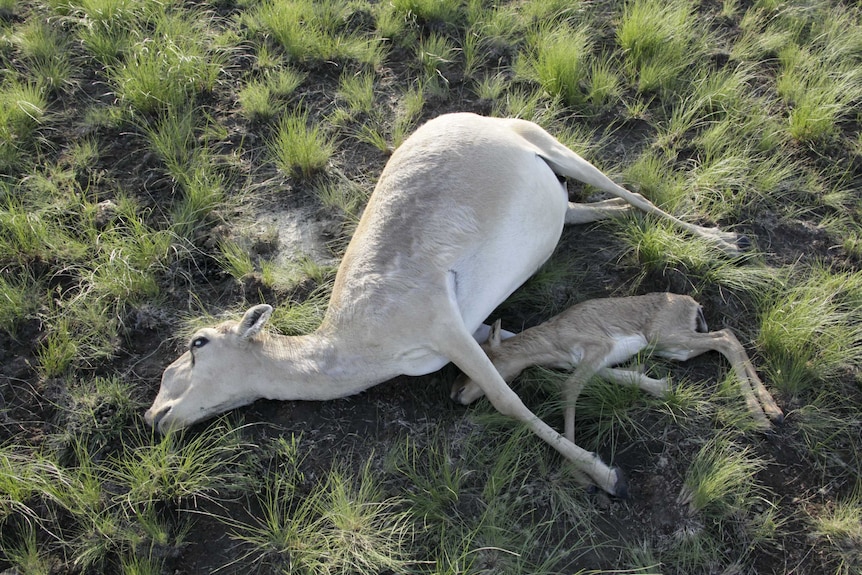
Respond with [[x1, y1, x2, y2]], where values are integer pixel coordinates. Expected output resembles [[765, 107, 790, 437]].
[[319, 113, 570, 376]]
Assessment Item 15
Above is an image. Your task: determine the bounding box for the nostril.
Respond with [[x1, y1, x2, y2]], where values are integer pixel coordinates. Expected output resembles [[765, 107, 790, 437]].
[[148, 405, 171, 430]]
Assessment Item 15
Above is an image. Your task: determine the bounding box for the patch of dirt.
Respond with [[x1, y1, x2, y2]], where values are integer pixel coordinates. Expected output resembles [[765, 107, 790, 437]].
[[751, 210, 846, 267]]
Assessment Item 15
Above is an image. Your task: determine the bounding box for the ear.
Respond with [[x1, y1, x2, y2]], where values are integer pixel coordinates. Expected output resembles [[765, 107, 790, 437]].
[[488, 319, 503, 348], [237, 304, 273, 340]]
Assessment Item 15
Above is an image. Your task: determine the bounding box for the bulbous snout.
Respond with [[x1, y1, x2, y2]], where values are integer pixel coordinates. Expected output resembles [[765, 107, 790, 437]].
[[144, 354, 188, 433], [144, 403, 172, 432]]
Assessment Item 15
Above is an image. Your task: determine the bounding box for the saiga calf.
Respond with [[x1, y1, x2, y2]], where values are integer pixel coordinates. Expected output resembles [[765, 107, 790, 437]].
[[452, 293, 784, 444]]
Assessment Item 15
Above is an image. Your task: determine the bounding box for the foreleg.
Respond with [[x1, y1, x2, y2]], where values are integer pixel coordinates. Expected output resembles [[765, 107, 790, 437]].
[[436, 325, 627, 497], [599, 367, 670, 397], [560, 347, 615, 444]]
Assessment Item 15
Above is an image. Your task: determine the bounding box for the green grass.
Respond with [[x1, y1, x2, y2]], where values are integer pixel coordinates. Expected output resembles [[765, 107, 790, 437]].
[[614, 216, 777, 294], [270, 109, 335, 179], [56, 375, 142, 448], [617, 0, 702, 93], [337, 70, 376, 116], [269, 285, 331, 335], [0, 80, 46, 174], [218, 240, 255, 281], [807, 495, 862, 575], [416, 32, 456, 94], [680, 434, 766, 518], [228, 445, 411, 575], [248, 0, 385, 67], [237, 80, 277, 123], [624, 149, 687, 211], [1, 0, 861, 573], [757, 267, 862, 398], [9, 18, 73, 93], [111, 422, 247, 506], [530, 24, 592, 108], [390, 0, 461, 28], [0, 270, 38, 334], [314, 175, 369, 216], [239, 68, 305, 122], [109, 7, 224, 114]]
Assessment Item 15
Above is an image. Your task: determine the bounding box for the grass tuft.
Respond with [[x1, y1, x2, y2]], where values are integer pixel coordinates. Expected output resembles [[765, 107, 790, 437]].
[[617, 0, 701, 93], [680, 434, 765, 519], [250, 0, 384, 66], [530, 25, 593, 108], [0, 270, 39, 334], [270, 109, 335, 179], [757, 267, 862, 398], [807, 495, 862, 573], [0, 80, 46, 173], [110, 421, 247, 506], [229, 454, 412, 575], [10, 18, 73, 92], [109, 8, 224, 114]]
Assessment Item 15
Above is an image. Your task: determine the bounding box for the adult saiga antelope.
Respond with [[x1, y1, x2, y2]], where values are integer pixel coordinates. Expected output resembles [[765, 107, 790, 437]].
[[451, 293, 784, 448], [145, 113, 746, 496]]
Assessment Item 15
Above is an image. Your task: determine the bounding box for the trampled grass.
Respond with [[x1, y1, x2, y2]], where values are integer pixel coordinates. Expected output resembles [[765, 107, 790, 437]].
[[1, 0, 861, 573]]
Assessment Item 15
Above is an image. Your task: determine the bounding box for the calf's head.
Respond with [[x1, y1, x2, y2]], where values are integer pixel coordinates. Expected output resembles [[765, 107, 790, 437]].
[[450, 319, 509, 405], [145, 305, 273, 433]]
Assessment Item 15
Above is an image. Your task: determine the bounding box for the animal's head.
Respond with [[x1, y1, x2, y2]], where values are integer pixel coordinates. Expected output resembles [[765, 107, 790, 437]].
[[450, 319, 508, 405], [145, 304, 273, 433]]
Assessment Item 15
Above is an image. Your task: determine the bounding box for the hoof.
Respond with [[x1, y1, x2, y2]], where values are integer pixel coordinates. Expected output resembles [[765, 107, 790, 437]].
[[449, 386, 464, 403], [736, 234, 752, 252], [611, 467, 629, 499], [771, 412, 785, 426]]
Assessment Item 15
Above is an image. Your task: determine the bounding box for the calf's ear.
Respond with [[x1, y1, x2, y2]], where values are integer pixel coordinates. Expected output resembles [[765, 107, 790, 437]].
[[488, 319, 503, 348], [238, 304, 273, 340]]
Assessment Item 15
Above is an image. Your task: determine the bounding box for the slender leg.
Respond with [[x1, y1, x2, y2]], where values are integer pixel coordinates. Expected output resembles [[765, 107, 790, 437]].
[[711, 330, 783, 424], [472, 323, 516, 343], [434, 319, 627, 496], [566, 199, 632, 224], [519, 122, 745, 254], [599, 367, 670, 397], [563, 362, 600, 443], [656, 331, 782, 427], [560, 347, 613, 444]]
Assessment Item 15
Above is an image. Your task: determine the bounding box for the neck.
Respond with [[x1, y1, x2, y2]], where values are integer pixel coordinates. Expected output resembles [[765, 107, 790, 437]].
[[251, 332, 387, 401]]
